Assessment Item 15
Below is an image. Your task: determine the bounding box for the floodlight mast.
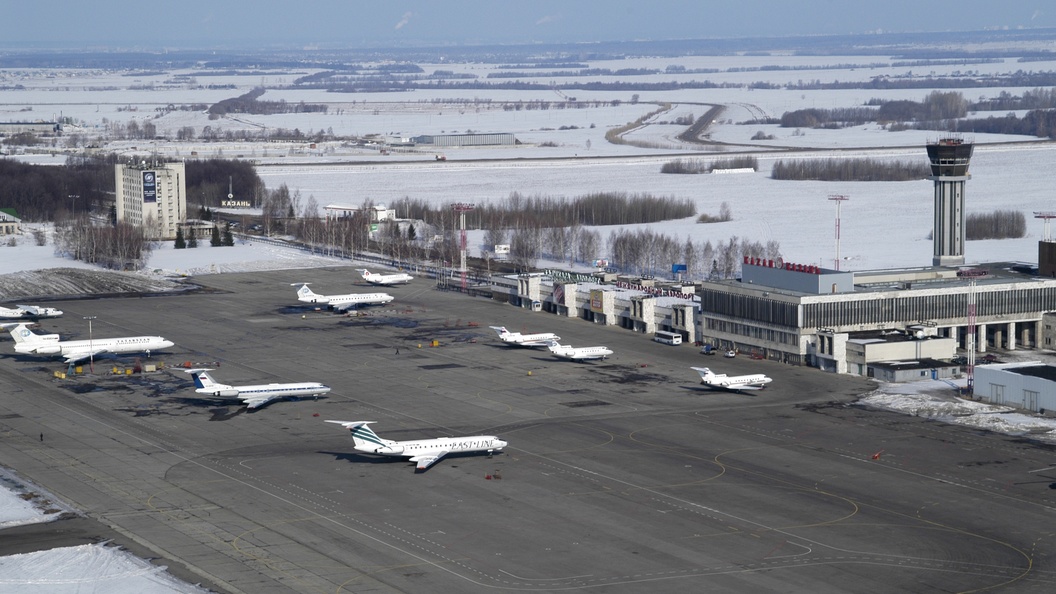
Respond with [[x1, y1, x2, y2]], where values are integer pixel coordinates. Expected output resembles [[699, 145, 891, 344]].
[[956, 268, 987, 395], [451, 203, 475, 290], [828, 194, 849, 271]]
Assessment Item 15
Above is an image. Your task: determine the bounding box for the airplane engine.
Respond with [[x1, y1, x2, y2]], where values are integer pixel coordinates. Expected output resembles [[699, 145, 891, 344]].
[[31, 345, 62, 355], [383, 444, 405, 455], [213, 389, 241, 397]]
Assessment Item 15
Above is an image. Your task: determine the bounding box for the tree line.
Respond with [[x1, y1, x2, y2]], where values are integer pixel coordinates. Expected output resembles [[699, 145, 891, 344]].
[[661, 156, 758, 174], [771, 158, 931, 181]]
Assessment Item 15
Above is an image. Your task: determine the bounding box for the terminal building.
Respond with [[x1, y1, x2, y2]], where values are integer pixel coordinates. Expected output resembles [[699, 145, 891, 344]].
[[487, 138, 1056, 379], [114, 161, 186, 240]]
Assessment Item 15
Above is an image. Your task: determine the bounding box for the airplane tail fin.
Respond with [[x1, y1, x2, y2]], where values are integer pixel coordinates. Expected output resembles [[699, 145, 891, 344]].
[[186, 368, 218, 389], [326, 420, 387, 448], [293, 283, 318, 298], [489, 326, 509, 337], [692, 367, 715, 380], [7, 323, 41, 344]]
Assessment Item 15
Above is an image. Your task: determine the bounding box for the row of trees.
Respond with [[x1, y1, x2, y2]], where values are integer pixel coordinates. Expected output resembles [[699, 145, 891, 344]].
[[391, 191, 695, 231], [781, 91, 968, 129], [661, 156, 758, 174], [966, 210, 1027, 240], [771, 158, 931, 181]]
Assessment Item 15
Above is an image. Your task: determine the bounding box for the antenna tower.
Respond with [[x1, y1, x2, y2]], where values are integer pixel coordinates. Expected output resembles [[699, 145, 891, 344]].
[[452, 203, 475, 290], [828, 194, 849, 271], [956, 268, 987, 395]]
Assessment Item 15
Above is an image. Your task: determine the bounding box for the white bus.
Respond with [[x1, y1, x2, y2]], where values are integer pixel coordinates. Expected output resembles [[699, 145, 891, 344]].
[[653, 330, 682, 345]]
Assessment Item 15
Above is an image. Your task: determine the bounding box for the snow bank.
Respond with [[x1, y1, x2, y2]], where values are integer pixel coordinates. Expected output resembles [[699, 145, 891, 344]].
[[0, 544, 212, 594], [858, 379, 1056, 443], [0, 468, 71, 529]]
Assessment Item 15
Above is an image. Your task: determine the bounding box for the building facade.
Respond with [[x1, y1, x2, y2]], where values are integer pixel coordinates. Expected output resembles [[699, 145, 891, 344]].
[[115, 161, 186, 240]]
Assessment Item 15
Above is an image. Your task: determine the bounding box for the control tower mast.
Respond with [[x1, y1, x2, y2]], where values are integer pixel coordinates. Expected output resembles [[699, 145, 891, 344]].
[[926, 137, 974, 267]]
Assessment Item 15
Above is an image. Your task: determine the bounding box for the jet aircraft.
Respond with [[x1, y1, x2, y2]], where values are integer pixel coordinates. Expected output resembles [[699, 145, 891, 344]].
[[691, 367, 773, 391], [359, 269, 414, 286], [546, 340, 613, 361], [185, 369, 331, 409], [490, 326, 561, 347], [0, 304, 63, 319], [326, 420, 507, 472], [291, 283, 394, 310], [5, 323, 173, 363]]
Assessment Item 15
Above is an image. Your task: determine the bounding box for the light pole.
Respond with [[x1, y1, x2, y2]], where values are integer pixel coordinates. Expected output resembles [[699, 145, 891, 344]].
[[83, 316, 96, 373]]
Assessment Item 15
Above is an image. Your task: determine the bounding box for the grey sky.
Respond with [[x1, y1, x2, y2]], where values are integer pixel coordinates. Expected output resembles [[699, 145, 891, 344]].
[[3, 1, 1053, 49]]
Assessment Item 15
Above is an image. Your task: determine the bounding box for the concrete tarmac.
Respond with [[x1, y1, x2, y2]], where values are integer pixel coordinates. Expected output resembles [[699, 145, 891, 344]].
[[2, 267, 1056, 593]]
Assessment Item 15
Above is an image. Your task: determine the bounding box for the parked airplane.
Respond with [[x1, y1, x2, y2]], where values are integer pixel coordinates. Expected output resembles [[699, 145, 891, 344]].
[[185, 368, 331, 409], [359, 269, 413, 286], [691, 367, 772, 391], [326, 420, 507, 472], [546, 340, 613, 361], [490, 326, 561, 347], [5, 323, 173, 363], [291, 283, 394, 310], [0, 304, 63, 319]]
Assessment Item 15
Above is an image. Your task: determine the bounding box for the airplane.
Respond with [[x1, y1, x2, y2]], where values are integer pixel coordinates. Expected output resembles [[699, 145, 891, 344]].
[[326, 420, 507, 472], [291, 283, 394, 311], [691, 367, 773, 391], [546, 339, 613, 361], [185, 368, 331, 409], [489, 325, 561, 347], [0, 304, 64, 319], [5, 322, 173, 363], [359, 269, 414, 286]]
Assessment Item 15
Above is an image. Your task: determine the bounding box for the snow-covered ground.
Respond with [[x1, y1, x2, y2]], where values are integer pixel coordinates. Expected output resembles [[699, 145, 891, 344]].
[[0, 544, 212, 594]]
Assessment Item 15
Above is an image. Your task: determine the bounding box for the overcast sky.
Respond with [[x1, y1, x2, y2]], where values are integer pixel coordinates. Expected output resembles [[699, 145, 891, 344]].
[[3, 1, 1053, 49]]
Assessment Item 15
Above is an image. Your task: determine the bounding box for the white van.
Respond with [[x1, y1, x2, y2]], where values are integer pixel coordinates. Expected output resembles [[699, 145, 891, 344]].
[[653, 330, 682, 345]]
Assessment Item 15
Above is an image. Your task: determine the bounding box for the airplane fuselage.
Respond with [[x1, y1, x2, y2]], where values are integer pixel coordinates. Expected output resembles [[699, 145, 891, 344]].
[[197, 382, 331, 399], [354, 436, 506, 457], [15, 335, 173, 358]]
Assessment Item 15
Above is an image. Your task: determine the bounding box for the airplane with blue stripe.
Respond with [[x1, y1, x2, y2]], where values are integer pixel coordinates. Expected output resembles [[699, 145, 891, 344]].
[[186, 368, 330, 409]]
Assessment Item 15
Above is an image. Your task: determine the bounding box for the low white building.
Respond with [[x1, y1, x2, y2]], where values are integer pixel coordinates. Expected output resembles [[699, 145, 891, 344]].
[[975, 362, 1056, 413]]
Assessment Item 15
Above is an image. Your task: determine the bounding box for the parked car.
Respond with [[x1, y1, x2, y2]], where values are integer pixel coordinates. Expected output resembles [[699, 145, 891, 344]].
[[724, 350, 737, 358], [951, 355, 968, 365], [700, 345, 715, 355]]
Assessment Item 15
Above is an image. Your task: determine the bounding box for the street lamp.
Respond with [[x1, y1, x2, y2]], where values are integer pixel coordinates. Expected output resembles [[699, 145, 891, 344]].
[[83, 316, 96, 373]]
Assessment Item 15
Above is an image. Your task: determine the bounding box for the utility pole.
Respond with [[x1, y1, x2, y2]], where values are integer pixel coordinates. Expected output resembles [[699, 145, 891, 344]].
[[83, 316, 97, 373]]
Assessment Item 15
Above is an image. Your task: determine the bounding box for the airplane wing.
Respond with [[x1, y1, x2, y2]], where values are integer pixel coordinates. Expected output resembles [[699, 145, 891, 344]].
[[63, 348, 110, 364], [240, 394, 281, 409], [729, 385, 764, 391], [410, 449, 449, 471]]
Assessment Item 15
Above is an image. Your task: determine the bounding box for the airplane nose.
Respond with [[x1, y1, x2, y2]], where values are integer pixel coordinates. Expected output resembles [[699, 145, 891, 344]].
[[497, 440, 508, 449]]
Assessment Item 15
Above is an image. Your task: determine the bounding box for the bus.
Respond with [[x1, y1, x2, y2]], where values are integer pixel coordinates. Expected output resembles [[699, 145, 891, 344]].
[[653, 330, 682, 345]]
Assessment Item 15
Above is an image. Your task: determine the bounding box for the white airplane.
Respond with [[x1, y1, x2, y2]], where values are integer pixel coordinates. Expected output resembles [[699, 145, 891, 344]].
[[691, 367, 773, 391], [490, 325, 561, 347], [326, 420, 507, 472], [5, 322, 173, 363], [0, 304, 63, 319], [185, 368, 331, 409], [546, 339, 613, 361], [359, 269, 414, 286], [292, 283, 394, 311]]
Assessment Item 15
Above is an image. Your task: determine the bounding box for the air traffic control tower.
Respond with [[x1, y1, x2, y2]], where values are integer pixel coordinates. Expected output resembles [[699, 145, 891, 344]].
[[927, 137, 974, 266]]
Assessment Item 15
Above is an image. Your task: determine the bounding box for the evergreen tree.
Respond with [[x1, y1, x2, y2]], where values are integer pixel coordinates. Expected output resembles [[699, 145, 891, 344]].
[[188, 228, 198, 248], [222, 222, 235, 246], [210, 225, 222, 246], [174, 227, 186, 249]]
